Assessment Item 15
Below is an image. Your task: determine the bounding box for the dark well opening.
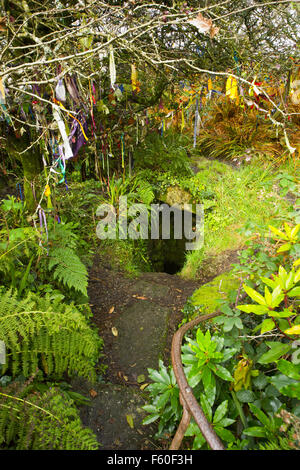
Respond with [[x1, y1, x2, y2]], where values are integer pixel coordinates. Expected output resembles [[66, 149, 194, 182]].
[[147, 206, 196, 275]]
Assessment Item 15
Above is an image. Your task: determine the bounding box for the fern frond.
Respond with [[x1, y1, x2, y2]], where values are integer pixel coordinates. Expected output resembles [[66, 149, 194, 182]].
[[0, 387, 99, 450], [48, 247, 88, 296], [135, 179, 155, 206], [258, 437, 292, 450], [0, 289, 102, 380]]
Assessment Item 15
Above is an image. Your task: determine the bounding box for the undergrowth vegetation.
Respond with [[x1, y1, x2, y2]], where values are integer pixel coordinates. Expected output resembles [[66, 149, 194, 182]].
[[143, 214, 300, 450], [0, 188, 103, 449], [0, 0, 299, 453], [0, 106, 299, 452]]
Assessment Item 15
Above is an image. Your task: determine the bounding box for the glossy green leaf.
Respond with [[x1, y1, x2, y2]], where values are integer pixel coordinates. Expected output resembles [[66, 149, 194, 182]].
[[288, 287, 300, 297], [277, 359, 300, 380], [261, 276, 277, 289], [277, 243, 291, 253], [213, 400, 228, 424], [200, 394, 212, 422], [142, 413, 160, 425], [248, 403, 271, 428], [260, 318, 275, 334], [214, 426, 235, 443], [243, 284, 266, 305], [214, 365, 234, 382], [243, 426, 267, 438], [258, 342, 291, 364], [236, 389, 256, 403], [237, 304, 269, 315], [280, 382, 300, 399]]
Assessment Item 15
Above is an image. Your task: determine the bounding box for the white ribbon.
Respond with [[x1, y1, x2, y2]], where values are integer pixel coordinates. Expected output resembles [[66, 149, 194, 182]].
[[53, 106, 73, 159], [109, 45, 116, 90]]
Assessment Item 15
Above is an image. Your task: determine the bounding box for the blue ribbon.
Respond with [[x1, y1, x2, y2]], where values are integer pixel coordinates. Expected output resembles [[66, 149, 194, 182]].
[[16, 183, 23, 201]]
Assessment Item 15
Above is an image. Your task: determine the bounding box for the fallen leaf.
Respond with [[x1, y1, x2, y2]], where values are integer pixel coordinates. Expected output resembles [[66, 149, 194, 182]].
[[89, 389, 97, 398], [137, 374, 145, 383], [112, 327, 118, 336], [126, 414, 134, 429], [109, 306, 115, 314], [140, 383, 149, 391]]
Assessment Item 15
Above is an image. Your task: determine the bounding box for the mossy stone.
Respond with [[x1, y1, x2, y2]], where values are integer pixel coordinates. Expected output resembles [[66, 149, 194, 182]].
[[159, 185, 192, 209], [191, 271, 240, 314]]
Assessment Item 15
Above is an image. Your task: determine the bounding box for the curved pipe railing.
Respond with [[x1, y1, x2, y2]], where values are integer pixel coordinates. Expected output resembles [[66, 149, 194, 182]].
[[170, 311, 225, 450]]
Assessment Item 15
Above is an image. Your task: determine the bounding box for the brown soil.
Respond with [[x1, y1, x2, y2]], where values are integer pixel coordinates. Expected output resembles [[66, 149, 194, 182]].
[[88, 260, 200, 386]]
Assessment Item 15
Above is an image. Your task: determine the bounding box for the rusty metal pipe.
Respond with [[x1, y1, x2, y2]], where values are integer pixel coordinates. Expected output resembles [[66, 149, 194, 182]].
[[170, 312, 225, 450]]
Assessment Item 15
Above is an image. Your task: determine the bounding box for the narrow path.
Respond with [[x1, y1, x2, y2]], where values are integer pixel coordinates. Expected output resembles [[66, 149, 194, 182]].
[[74, 261, 199, 450]]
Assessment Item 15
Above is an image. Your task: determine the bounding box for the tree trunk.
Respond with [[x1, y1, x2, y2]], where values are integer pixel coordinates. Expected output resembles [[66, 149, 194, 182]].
[[6, 133, 42, 212]]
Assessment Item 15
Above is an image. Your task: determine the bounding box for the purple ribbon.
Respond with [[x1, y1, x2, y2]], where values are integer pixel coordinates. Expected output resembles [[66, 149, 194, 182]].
[[38, 205, 48, 253]]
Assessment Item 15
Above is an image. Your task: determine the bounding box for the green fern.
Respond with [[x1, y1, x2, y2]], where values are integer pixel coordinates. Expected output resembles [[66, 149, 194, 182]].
[[135, 179, 155, 206], [48, 221, 79, 251], [48, 246, 88, 296], [258, 437, 293, 450], [0, 386, 99, 450], [0, 288, 102, 380]]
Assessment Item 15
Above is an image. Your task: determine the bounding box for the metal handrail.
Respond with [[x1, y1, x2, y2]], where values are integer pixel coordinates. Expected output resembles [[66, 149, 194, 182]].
[[170, 311, 225, 450]]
